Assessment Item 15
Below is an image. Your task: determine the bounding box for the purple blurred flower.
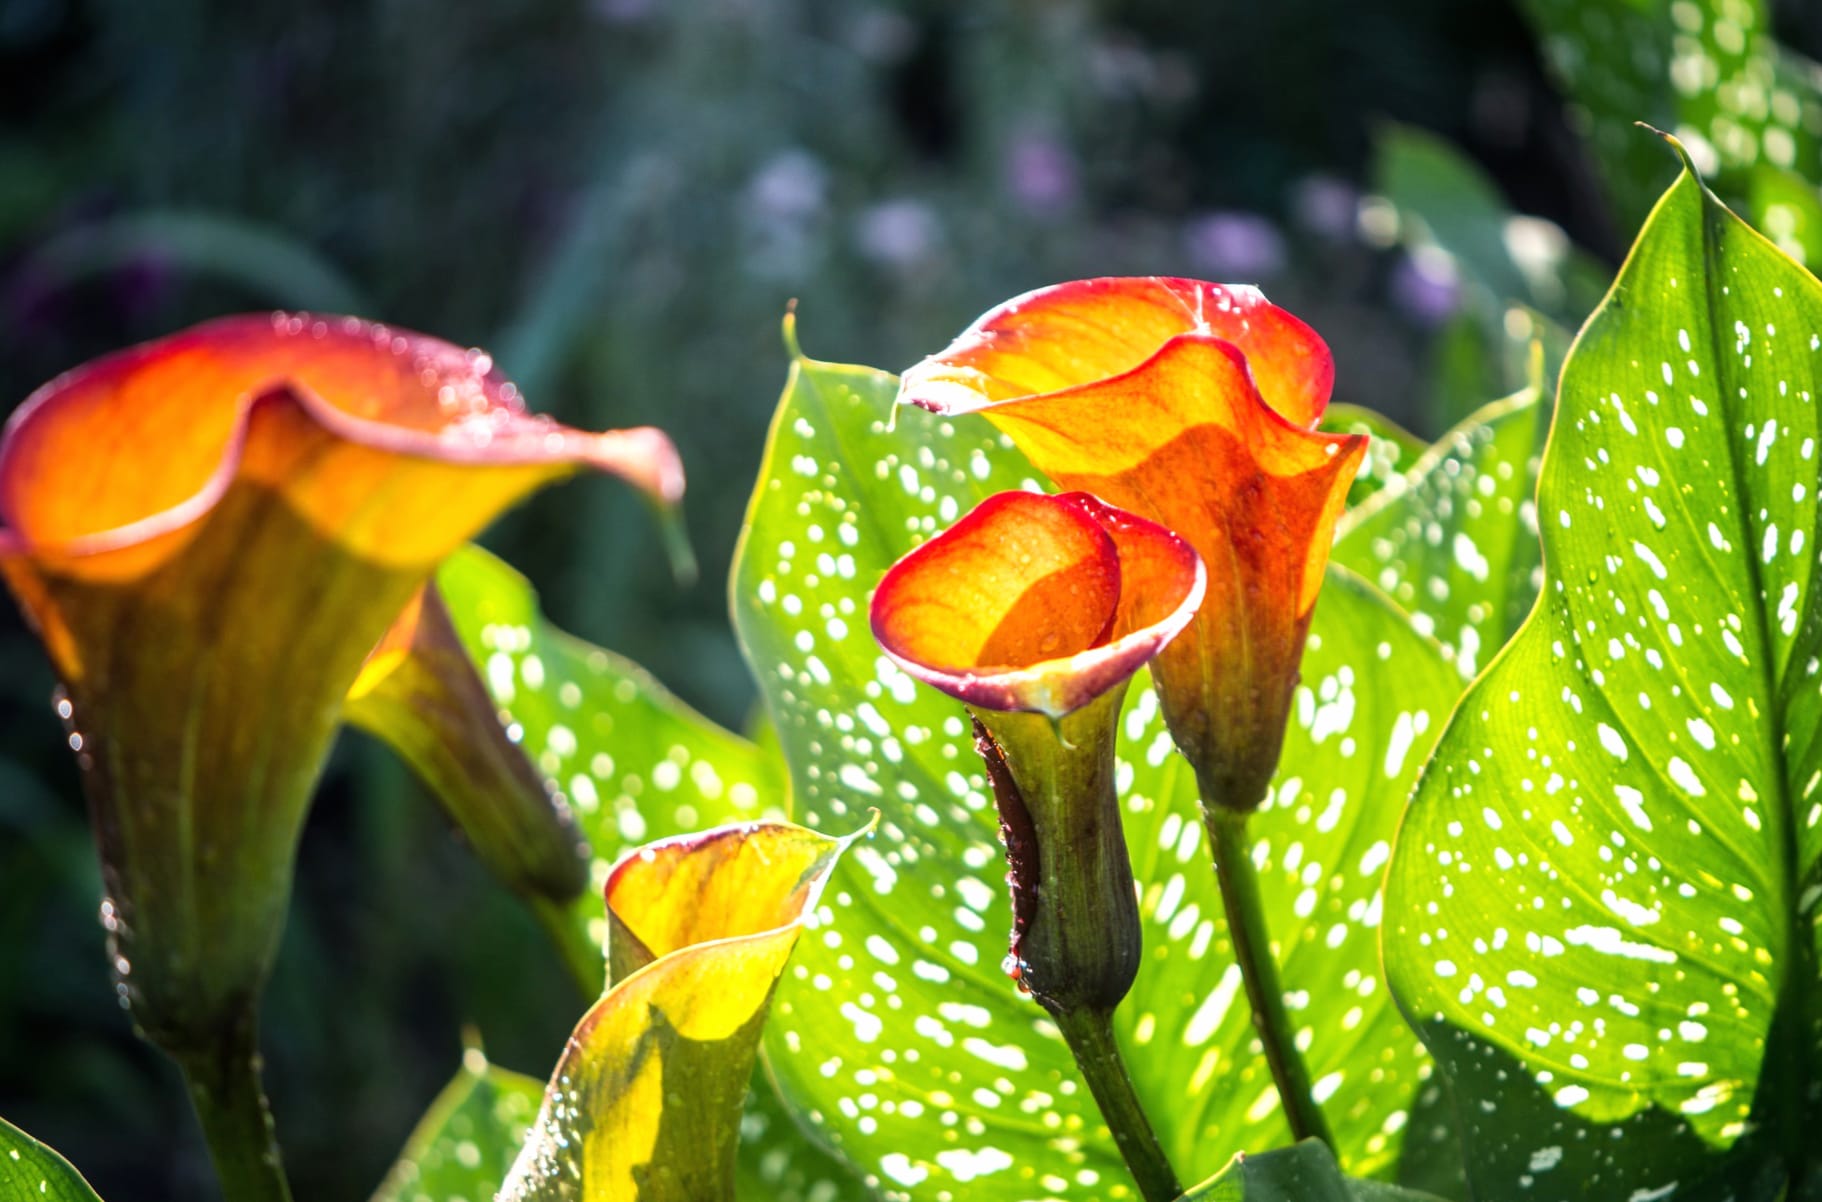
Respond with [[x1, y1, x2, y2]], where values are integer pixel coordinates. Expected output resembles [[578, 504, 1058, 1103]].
[[1006, 129, 1078, 215], [741, 149, 829, 281], [855, 199, 942, 270], [1390, 247, 1462, 326], [1182, 211, 1285, 279], [1291, 174, 1359, 241]]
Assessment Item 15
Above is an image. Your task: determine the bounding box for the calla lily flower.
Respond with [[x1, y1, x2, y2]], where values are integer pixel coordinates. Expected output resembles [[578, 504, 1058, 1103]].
[[871, 489, 1203, 1012], [0, 312, 681, 1074], [898, 277, 1366, 810], [871, 489, 1205, 721], [501, 819, 866, 1202]]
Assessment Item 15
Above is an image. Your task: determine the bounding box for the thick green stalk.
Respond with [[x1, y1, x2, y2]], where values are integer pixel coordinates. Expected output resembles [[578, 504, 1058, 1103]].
[[1050, 1006, 1182, 1202], [173, 1013, 294, 1202], [975, 699, 1180, 1200], [1205, 805, 1334, 1148]]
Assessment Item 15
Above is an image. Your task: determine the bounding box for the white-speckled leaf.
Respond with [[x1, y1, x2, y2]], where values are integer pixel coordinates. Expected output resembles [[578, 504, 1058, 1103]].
[[1384, 159, 1822, 1200], [1334, 383, 1549, 679], [372, 1050, 544, 1202], [731, 335, 1463, 1197], [433, 548, 875, 1201], [1176, 1139, 1450, 1202], [0, 1117, 104, 1202], [1521, 0, 1822, 265], [436, 546, 785, 951], [1115, 569, 1463, 1182], [1323, 404, 1426, 509]]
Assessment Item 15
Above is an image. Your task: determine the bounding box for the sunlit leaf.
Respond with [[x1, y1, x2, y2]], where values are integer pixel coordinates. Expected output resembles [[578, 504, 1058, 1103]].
[[434, 546, 785, 955], [1322, 404, 1425, 509], [345, 586, 589, 907], [1370, 125, 1596, 425], [500, 821, 863, 1202], [1520, 0, 1822, 255], [1385, 156, 1822, 1199], [730, 335, 1463, 1196], [0, 1116, 105, 1202], [434, 546, 877, 1200], [1176, 1139, 1448, 1202], [1333, 381, 1548, 678], [371, 1048, 543, 1202]]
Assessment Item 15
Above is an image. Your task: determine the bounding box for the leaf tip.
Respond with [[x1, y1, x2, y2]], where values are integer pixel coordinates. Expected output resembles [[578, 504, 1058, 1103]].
[[781, 301, 805, 363], [1636, 121, 1702, 179]]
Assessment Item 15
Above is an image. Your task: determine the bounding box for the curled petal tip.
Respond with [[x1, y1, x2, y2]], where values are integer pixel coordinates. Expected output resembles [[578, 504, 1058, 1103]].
[[871, 489, 1202, 718]]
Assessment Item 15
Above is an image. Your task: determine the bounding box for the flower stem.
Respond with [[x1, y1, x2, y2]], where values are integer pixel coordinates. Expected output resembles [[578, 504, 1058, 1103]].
[[1206, 805, 1334, 1148], [1049, 1005, 1181, 1202], [172, 1013, 294, 1202]]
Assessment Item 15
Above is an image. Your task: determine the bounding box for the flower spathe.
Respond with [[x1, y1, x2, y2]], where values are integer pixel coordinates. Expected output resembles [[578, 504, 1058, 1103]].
[[870, 488, 1205, 719], [502, 819, 866, 1202], [0, 313, 682, 1053], [899, 276, 1366, 809], [871, 489, 1203, 1014]]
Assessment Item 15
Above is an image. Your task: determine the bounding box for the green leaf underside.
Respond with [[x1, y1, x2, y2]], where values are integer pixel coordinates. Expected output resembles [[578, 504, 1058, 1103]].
[[1334, 384, 1549, 680], [1520, 0, 1822, 259], [1384, 164, 1822, 1200], [0, 1116, 105, 1202], [435, 550, 873, 1200], [730, 349, 1463, 1198], [371, 1052, 544, 1202], [1176, 1139, 1450, 1202]]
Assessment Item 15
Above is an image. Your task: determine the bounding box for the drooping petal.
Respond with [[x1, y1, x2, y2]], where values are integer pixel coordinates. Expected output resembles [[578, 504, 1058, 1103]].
[[870, 490, 1204, 718], [898, 276, 1333, 428], [0, 314, 684, 1051], [899, 284, 1364, 806], [500, 820, 867, 1202], [344, 585, 589, 904]]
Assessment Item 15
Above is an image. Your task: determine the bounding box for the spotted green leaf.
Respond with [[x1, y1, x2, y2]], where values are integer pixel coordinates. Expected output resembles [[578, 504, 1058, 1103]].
[[1334, 381, 1549, 679], [1384, 157, 1822, 1199], [1521, 0, 1822, 258], [1176, 1139, 1449, 1202], [433, 545, 785, 957], [1323, 404, 1426, 509], [371, 1049, 544, 1202], [0, 1116, 104, 1202], [431, 547, 877, 1200], [730, 335, 1464, 1197]]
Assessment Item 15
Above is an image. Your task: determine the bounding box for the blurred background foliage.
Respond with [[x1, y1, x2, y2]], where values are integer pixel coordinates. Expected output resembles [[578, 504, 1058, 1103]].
[[1, 1, 1818, 1198]]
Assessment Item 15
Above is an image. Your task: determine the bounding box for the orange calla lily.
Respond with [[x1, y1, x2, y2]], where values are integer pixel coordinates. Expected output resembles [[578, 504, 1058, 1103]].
[[870, 489, 1204, 719], [501, 819, 866, 1202], [869, 489, 1196, 1196], [898, 276, 1366, 810], [0, 312, 681, 1073], [872, 489, 1199, 1012]]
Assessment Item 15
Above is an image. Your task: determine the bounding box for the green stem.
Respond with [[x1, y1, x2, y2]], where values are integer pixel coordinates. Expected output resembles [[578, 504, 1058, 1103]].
[[1206, 806, 1334, 1148], [1049, 1006, 1181, 1202], [172, 1013, 294, 1202]]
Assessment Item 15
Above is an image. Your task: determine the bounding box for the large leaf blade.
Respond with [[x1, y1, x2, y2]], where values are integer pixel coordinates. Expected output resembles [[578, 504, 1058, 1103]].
[[1385, 156, 1822, 1198], [1333, 382, 1549, 679], [731, 333, 1464, 1195]]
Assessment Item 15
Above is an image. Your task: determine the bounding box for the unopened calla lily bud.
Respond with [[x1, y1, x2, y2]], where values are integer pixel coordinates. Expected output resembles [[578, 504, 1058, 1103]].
[[871, 489, 1203, 1012], [0, 313, 682, 1061], [899, 277, 1366, 811]]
